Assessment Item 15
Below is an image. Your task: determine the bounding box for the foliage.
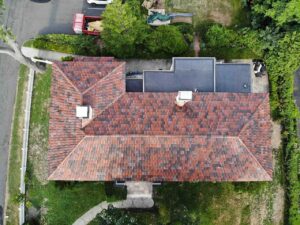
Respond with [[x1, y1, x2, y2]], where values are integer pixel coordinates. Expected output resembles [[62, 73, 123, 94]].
[[101, 0, 191, 58], [251, 0, 300, 29], [61, 56, 74, 61], [24, 34, 101, 56], [102, 0, 150, 58], [203, 24, 262, 58], [264, 32, 300, 224], [146, 26, 189, 58], [94, 205, 140, 225], [205, 24, 237, 48], [174, 23, 194, 44]]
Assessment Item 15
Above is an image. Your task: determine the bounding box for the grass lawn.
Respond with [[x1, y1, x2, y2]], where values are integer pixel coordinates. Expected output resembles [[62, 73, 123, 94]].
[[5, 65, 28, 225], [26, 67, 125, 225], [165, 0, 250, 27]]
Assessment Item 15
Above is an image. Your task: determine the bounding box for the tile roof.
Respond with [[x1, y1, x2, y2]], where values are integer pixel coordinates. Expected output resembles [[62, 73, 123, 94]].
[[48, 58, 273, 182]]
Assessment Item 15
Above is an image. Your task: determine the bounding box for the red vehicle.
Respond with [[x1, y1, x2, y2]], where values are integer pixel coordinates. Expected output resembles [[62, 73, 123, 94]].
[[73, 13, 103, 36]]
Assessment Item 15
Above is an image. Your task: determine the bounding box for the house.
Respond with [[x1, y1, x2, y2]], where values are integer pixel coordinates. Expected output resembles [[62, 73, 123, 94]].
[[48, 57, 272, 182]]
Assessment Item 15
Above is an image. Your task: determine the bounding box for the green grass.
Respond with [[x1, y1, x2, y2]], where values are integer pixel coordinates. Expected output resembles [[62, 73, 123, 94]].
[[230, 0, 251, 27], [26, 67, 125, 225], [6, 65, 28, 225]]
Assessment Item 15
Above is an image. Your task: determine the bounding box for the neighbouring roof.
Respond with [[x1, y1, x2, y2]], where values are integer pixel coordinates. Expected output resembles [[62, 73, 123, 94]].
[[143, 58, 251, 93], [48, 57, 273, 182]]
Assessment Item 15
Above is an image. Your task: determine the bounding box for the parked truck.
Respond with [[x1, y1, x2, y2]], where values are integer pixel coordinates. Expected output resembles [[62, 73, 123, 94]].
[[73, 13, 103, 36]]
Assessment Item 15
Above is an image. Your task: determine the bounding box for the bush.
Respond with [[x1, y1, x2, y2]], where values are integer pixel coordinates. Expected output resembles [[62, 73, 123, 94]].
[[25, 34, 101, 56], [146, 26, 189, 58], [94, 205, 140, 225], [61, 56, 74, 61], [265, 32, 300, 225], [205, 24, 237, 48]]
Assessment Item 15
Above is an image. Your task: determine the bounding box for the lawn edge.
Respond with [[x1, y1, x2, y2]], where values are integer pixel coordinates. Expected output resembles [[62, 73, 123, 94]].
[[4, 65, 28, 225]]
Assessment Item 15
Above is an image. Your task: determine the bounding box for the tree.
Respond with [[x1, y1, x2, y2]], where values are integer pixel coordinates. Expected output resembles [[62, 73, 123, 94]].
[[146, 25, 189, 57], [252, 0, 300, 28], [0, 2, 44, 72], [101, 0, 149, 58], [94, 205, 140, 225]]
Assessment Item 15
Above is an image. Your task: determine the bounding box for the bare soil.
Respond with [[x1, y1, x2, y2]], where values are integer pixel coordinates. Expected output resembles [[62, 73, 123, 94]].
[[28, 125, 49, 185], [165, 0, 239, 26]]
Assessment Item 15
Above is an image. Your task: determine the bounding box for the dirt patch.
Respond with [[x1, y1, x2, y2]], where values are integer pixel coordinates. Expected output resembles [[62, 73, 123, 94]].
[[171, 16, 192, 24], [271, 121, 282, 149], [272, 186, 284, 225], [208, 10, 231, 26], [165, 0, 242, 26], [250, 192, 269, 225], [28, 125, 49, 184]]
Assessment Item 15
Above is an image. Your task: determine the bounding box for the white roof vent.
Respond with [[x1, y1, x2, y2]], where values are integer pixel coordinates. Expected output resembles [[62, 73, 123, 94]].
[[175, 91, 193, 107], [76, 105, 92, 119]]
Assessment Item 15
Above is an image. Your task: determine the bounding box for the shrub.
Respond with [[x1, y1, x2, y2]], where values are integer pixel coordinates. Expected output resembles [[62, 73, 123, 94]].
[[146, 26, 189, 58], [205, 24, 237, 48], [61, 56, 74, 61], [26, 34, 101, 56]]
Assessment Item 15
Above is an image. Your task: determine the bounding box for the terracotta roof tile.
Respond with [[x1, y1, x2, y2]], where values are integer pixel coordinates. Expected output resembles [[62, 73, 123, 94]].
[[48, 58, 273, 182]]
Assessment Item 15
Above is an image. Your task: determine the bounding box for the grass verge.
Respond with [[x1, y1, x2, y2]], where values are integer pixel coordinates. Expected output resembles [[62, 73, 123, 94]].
[[6, 65, 28, 225], [26, 67, 125, 225]]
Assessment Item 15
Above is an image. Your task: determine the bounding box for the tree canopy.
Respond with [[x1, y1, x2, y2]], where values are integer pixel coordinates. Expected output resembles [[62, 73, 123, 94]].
[[102, 0, 149, 58], [252, 0, 300, 28], [146, 25, 189, 57]]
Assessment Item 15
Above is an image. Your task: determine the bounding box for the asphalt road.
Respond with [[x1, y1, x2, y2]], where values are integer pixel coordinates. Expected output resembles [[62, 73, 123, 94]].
[[0, 0, 104, 223]]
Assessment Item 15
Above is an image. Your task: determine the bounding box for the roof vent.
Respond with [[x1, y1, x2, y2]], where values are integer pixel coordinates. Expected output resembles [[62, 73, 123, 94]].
[[76, 105, 92, 119], [175, 91, 193, 107]]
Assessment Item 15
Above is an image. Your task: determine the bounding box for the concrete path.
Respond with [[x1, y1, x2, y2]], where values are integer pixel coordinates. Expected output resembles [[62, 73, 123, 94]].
[[21, 47, 76, 61], [194, 33, 200, 57], [72, 182, 154, 225], [126, 181, 153, 199]]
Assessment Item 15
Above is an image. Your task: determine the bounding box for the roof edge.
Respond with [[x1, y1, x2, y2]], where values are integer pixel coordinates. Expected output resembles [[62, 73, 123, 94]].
[[82, 62, 126, 95], [237, 137, 272, 180], [238, 93, 269, 136], [52, 63, 82, 95], [48, 136, 87, 180]]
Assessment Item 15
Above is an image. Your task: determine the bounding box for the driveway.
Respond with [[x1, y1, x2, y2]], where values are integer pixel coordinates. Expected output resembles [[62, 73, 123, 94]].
[[0, 0, 104, 222]]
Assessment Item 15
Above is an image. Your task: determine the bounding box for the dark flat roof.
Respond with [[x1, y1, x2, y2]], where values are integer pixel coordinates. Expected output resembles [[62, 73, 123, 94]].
[[143, 58, 252, 93], [216, 64, 251, 93], [126, 79, 143, 92], [144, 58, 215, 92]]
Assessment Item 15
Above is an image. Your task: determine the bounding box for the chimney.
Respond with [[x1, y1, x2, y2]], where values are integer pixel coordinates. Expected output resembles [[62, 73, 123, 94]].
[[76, 105, 93, 119], [175, 91, 193, 107]]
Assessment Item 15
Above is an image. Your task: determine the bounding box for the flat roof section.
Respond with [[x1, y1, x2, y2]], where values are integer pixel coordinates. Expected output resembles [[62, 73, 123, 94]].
[[144, 58, 215, 92], [216, 64, 251, 93], [126, 79, 143, 92]]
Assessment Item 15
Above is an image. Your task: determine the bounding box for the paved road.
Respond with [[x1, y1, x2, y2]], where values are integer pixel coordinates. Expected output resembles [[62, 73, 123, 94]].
[[0, 0, 104, 223]]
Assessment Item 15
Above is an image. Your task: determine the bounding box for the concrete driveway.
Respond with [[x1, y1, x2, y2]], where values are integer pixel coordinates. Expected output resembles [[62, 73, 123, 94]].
[[0, 0, 105, 223]]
